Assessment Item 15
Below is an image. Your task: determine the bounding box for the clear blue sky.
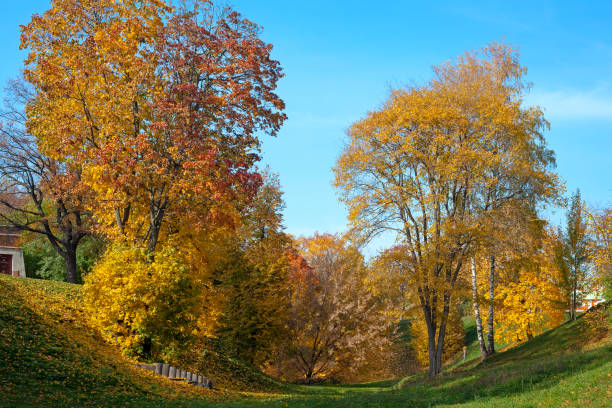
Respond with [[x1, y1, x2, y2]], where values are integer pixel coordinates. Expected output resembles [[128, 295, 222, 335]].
[[2, 1, 611, 252]]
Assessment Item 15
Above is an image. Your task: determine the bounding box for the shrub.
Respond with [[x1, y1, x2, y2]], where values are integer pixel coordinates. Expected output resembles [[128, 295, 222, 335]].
[[83, 243, 202, 359], [583, 302, 610, 338]]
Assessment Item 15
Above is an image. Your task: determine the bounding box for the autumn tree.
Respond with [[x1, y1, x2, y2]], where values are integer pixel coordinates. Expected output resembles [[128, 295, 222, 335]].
[[587, 206, 611, 301], [84, 242, 204, 358], [558, 190, 591, 320], [22, 0, 286, 357], [0, 79, 91, 283], [494, 230, 566, 343], [334, 43, 559, 376], [470, 203, 547, 359], [284, 234, 391, 382], [21, 0, 285, 252], [216, 172, 294, 367]]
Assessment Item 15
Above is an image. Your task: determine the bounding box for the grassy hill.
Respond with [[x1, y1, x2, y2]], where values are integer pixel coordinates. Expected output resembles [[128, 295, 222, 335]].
[[1, 274, 610, 407], [0, 275, 285, 407]]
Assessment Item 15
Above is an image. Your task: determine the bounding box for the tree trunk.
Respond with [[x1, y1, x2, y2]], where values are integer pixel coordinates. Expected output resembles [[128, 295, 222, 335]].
[[424, 296, 452, 377], [63, 246, 79, 284], [426, 314, 438, 378], [276, 355, 282, 379], [571, 282, 577, 321], [471, 256, 488, 359], [147, 192, 168, 253], [526, 323, 533, 340], [305, 369, 314, 384], [486, 255, 496, 355], [141, 336, 152, 359], [434, 300, 450, 375], [147, 223, 161, 253]]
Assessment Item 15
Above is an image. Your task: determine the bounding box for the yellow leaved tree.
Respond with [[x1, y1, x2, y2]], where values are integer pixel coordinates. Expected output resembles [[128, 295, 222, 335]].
[[494, 232, 566, 344], [588, 207, 611, 295], [84, 243, 201, 357], [334, 43, 559, 376]]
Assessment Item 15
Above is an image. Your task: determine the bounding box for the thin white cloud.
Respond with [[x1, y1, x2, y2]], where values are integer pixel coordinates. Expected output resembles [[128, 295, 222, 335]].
[[527, 87, 612, 120]]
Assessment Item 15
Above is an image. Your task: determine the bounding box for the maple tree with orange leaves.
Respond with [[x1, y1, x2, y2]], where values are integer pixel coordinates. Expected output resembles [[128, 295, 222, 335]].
[[21, 0, 285, 252]]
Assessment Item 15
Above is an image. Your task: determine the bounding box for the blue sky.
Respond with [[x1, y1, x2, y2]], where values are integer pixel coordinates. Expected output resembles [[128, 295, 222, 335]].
[[2, 1, 611, 253]]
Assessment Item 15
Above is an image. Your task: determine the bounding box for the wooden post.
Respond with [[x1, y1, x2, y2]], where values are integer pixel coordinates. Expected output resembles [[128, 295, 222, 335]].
[[155, 363, 162, 375], [185, 372, 192, 382], [169, 366, 176, 379], [162, 363, 170, 377], [208, 379, 214, 389]]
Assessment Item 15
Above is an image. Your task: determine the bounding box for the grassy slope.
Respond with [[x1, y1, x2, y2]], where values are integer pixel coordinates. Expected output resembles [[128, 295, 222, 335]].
[[1, 274, 610, 407], [0, 275, 284, 407]]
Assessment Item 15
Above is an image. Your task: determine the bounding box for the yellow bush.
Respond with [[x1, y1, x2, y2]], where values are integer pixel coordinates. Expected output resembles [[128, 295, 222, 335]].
[[495, 263, 565, 344], [583, 304, 610, 338], [83, 243, 202, 359]]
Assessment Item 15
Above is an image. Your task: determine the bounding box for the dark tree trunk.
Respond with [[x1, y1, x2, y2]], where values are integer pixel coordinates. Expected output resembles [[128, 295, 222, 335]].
[[146, 190, 168, 253], [276, 355, 282, 379], [425, 312, 438, 378], [526, 324, 533, 340], [63, 246, 79, 284], [147, 224, 161, 253], [424, 297, 451, 377], [141, 336, 152, 359], [434, 300, 450, 375]]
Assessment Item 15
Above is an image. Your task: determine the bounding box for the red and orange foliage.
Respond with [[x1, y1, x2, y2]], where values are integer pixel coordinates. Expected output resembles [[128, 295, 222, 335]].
[[20, 0, 286, 358], [21, 0, 286, 251]]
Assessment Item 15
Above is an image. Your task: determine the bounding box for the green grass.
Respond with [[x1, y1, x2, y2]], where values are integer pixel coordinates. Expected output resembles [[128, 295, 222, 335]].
[[0, 275, 247, 407], [1, 274, 610, 407]]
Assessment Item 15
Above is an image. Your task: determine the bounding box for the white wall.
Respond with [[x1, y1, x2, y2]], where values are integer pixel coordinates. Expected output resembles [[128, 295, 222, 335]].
[[0, 246, 26, 277]]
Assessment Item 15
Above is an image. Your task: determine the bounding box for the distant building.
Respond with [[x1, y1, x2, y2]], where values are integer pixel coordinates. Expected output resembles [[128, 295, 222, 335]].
[[576, 288, 606, 312], [0, 226, 26, 277]]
